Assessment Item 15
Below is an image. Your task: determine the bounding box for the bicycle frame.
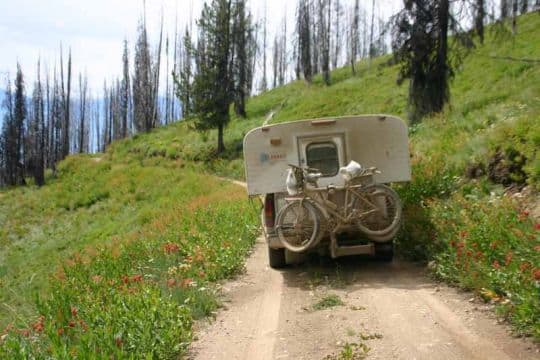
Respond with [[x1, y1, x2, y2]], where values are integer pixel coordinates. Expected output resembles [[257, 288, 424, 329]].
[[284, 181, 381, 231]]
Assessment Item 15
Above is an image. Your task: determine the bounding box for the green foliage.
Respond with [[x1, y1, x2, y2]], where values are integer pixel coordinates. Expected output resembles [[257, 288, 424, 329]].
[[428, 194, 540, 338], [1, 12, 540, 355], [323, 341, 371, 360], [312, 294, 344, 310], [0, 146, 258, 357]]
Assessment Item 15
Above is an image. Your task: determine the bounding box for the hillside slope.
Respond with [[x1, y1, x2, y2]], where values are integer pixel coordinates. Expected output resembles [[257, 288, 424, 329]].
[[113, 13, 540, 338], [0, 12, 539, 356]]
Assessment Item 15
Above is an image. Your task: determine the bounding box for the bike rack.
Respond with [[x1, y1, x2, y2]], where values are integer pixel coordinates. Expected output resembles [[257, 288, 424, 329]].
[[329, 229, 375, 258]]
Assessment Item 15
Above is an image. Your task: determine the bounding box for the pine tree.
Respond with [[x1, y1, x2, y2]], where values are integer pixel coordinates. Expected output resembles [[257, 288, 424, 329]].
[[232, 0, 249, 118], [33, 60, 45, 185], [152, 16, 164, 128], [350, 0, 359, 75], [14, 64, 27, 185], [319, 0, 331, 85], [297, 0, 312, 82], [78, 72, 88, 153], [332, 0, 342, 69], [501, 0, 509, 19], [174, 26, 194, 118], [475, 0, 486, 44], [260, 5, 268, 91], [133, 19, 154, 132], [272, 35, 279, 88], [392, 0, 462, 123], [121, 39, 130, 137], [190, 0, 235, 154], [520, 0, 528, 13], [1, 76, 17, 185], [59, 48, 72, 158]]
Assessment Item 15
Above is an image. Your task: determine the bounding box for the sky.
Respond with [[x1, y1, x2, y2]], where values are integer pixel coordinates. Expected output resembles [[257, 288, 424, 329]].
[[0, 0, 402, 92]]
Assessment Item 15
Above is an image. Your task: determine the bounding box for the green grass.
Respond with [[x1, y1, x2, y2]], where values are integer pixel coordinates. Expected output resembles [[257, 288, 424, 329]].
[[0, 154, 258, 357], [1, 12, 539, 356], [312, 294, 344, 311], [166, 13, 539, 339]]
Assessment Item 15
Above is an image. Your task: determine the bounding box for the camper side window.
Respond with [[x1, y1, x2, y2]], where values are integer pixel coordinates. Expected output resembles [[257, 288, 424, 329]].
[[306, 142, 339, 176]]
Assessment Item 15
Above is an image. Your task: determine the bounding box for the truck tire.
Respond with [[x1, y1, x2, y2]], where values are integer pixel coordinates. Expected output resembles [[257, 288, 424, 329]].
[[375, 242, 394, 262], [268, 247, 286, 268]]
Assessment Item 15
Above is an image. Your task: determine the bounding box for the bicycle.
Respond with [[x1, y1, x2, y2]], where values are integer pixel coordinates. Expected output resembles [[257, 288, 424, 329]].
[[275, 163, 402, 253]]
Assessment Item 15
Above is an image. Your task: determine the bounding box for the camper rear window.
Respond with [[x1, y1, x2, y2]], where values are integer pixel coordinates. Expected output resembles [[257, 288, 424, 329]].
[[306, 142, 339, 176]]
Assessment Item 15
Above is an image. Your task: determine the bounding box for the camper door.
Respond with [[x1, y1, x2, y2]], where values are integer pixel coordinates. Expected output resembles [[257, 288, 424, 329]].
[[297, 134, 346, 187]]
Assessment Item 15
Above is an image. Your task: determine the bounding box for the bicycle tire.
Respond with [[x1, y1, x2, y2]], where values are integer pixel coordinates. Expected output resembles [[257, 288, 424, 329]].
[[351, 184, 402, 236], [276, 200, 320, 253]]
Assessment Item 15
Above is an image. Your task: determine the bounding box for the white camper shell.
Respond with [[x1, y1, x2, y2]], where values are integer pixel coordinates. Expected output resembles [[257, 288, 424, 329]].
[[243, 115, 411, 268]]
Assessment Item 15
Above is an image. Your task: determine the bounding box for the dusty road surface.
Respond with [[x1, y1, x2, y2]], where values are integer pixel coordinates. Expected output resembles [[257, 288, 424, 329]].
[[190, 237, 539, 360]]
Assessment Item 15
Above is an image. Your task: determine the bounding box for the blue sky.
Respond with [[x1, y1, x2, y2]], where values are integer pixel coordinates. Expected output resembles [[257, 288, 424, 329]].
[[0, 0, 401, 92]]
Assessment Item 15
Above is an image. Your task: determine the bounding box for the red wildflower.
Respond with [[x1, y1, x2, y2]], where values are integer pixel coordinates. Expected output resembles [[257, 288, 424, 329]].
[[490, 241, 498, 250], [459, 231, 468, 239], [1, 323, 13, 337], [457, 241, 465, 249], [475, 251, 483, 260], [68, 320, 76, 328], [79, 320, 88, 332], [519, 262, 531, 272], [115, 336, 123, 348], [163, 243, 180, 254], [18, 329, 30, 337], [71, 307, 78, 317], [57, 328, 64, 336], [492, 260, 501, 270], [199, 271, 206, 278], [521, 210, 530, 216], [121, 275, 130, 284], [533, 268, 540, 281], [534, 245, 540, 252], [466, 250, 472, 258], [180, 278, 194, 288], [166, 278, 176, 288], [130, 274, 143, 283], [535, 223, 540, 231], [32, 316, 45, 333], [504, 252, 513, 266], [449, 240, 456, 248], [195, 253, 204, 262]]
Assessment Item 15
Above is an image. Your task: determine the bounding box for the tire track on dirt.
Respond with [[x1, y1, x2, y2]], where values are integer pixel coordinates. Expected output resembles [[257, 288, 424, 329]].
[[190, 180, 539, 359]]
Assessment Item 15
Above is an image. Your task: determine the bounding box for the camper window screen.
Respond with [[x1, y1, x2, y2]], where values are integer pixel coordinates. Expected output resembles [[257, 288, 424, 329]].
[[306, 142, 339, 176]]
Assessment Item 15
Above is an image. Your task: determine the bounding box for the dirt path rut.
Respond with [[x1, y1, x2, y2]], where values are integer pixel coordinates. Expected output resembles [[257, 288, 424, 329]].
[[190, 237, 538, 360]]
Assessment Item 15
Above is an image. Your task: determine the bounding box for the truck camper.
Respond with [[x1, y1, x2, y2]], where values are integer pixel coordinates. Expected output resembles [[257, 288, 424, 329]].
[[243, 115, 411, 268]]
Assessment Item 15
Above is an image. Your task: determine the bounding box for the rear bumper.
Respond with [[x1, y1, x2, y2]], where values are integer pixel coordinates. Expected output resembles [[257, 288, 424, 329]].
[[262, 226, 282, 248]]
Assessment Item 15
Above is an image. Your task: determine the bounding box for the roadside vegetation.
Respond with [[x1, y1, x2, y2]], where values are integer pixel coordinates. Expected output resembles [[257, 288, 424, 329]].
[[1, 10, 539, 358], [122, 13, 540, 339], [0, 154, 258, 357]]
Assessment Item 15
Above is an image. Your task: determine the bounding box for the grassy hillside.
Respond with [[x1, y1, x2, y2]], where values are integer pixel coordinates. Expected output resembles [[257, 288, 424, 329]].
[[113, 14, 540, 339], [0, 156, 258, 357], [1, 12, 539, 356]]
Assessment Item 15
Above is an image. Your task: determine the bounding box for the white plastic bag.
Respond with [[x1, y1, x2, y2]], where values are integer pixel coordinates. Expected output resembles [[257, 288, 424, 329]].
[[286, 169, 299, 195], [339, 160, 363, 181]]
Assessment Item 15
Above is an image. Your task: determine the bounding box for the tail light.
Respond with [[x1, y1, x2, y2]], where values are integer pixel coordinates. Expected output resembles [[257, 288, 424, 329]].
[[264, 193, 275, 228]]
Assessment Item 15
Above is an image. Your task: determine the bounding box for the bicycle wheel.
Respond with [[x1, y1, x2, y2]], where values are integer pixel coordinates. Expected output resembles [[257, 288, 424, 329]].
[[351, 184, 402, 236], [276, 200, 320, 253]]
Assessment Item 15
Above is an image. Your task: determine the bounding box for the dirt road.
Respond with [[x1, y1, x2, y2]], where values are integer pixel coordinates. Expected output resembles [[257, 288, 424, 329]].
[[190, 236, 539, 360]]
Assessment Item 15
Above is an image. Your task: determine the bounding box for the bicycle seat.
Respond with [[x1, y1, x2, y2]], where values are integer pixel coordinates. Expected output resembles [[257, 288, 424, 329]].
[[305, 172, 322, 183]]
